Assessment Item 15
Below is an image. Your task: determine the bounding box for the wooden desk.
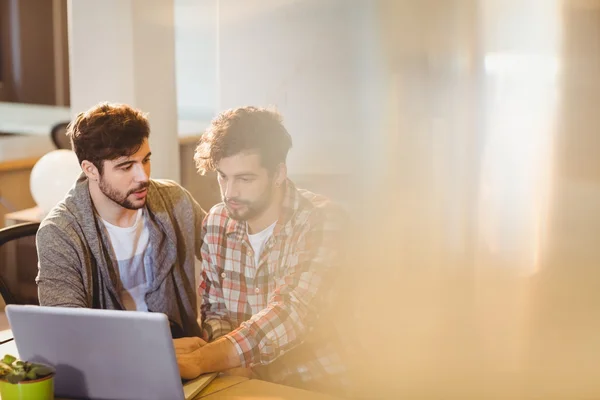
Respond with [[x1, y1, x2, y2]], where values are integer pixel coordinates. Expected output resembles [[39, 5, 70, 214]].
[[201, 379, 341, 399], [196, 375, 248, 398], [0, 135, 54, 228], [4, 207, 42, 226], [0, 332, 336, 399], [0, 136, 55, 169]]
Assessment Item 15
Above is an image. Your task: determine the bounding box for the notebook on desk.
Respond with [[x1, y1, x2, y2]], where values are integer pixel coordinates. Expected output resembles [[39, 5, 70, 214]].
[[5, 305, 217, 400]]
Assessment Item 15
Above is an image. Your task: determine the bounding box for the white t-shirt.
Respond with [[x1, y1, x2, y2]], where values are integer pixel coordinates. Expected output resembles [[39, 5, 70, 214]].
[[247, 221, 277, 266], [102, 208, 151, 311]]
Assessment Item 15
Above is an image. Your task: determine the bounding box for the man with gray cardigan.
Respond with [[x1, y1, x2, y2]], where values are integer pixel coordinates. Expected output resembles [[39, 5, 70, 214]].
[[35, 102, 205, 338]]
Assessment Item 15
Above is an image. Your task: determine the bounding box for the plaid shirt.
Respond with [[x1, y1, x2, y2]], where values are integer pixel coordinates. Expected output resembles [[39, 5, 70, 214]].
[[199, 180, 348, 390]]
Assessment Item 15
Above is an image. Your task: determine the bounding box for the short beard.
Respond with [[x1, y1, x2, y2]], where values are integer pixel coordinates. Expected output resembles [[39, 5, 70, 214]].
[[223, 179, 274, 221], [98, 178, 149, 210]]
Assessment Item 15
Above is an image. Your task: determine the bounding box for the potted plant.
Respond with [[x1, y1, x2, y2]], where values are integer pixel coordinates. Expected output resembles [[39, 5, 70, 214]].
[[0, 354, 55, 400]]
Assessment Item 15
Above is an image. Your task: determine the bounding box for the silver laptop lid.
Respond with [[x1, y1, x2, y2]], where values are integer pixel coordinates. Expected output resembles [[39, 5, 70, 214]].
[[6, 305, 186, 400]]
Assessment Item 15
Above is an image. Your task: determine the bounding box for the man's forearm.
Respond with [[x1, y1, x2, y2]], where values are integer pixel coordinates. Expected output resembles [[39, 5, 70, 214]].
[[195, 337, 241, 374]]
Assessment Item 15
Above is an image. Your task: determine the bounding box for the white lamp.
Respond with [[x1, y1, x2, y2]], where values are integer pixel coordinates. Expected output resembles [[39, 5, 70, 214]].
[[30, 150, 81, 216]]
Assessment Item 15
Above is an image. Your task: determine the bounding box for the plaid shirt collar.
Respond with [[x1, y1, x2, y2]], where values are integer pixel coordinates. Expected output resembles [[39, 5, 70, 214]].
[[224, 179, 300, 241]]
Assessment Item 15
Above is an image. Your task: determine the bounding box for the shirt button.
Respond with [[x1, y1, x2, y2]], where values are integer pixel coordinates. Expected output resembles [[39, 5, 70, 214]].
[[221, 272, 226, 278], [255, 288, 260, 294]]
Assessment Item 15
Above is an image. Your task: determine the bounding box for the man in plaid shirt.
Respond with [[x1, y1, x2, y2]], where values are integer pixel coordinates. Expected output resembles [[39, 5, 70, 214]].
[[174, 106, 348, 394]]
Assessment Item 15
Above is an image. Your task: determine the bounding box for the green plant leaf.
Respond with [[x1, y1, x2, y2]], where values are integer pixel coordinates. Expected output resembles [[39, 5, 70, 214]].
[[33, 365, 53, 377], [25, 369, 37, 380], [2, 355, 16, 365], [0, 356, 54, 382], [6, 371, 25, 384]]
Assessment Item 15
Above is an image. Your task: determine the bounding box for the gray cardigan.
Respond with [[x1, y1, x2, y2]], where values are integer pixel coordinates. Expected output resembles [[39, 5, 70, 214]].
[[36, 174, 205, 338]]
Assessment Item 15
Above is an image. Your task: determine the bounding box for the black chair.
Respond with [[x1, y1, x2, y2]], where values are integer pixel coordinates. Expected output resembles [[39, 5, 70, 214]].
[[0, 222, 41, 305], [50, 121, 71, 150]]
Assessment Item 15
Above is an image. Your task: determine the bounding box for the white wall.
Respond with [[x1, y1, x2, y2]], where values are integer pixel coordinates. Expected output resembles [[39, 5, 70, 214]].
[[174, 0, 218, 121], [68, 0, 180, 181], [218, 0, 371, 175]]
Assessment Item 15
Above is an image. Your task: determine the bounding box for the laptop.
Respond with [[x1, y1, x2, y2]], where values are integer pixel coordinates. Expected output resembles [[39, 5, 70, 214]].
[[5, 305, 217, 400]]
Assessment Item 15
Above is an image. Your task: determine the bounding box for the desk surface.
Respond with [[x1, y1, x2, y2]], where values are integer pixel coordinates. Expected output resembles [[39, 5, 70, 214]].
[[201, 379, 341, 399], [4, 207, 43, 225], [0, 329, 338, 399], [0, 135, 55, 169]]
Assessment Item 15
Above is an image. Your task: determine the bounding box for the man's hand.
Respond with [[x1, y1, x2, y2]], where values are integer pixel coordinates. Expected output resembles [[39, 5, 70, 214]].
[[173, 337, 207, 380], [175, 336, 242, 380], [177, 351, 203, 380], [173, 336, 206, 354]]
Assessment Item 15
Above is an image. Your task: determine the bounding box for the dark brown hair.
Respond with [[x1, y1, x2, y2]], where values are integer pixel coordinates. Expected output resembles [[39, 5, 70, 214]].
[[194, 106, 292, 174], [67, 102, 150, 174]]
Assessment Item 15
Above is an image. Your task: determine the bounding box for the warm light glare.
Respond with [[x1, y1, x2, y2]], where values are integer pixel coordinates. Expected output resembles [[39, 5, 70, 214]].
[[484, 52, 560, 80]]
